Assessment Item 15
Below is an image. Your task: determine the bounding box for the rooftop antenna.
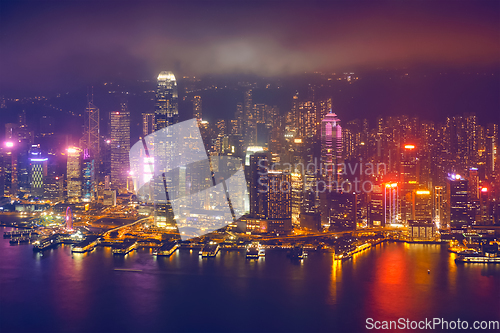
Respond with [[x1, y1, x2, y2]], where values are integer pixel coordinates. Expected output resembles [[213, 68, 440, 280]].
[[86, 86, 94, 106]]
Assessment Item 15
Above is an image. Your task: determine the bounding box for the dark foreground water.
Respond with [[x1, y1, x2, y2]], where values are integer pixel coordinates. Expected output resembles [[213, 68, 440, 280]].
[[0, 227, 499, 333]]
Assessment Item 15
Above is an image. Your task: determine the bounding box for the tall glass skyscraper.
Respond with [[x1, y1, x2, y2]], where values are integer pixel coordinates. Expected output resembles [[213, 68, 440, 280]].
[[155, 71, 178, 130], [320, 111, 342, 227], [142, 113, 155, 137], [82, 148, 95, 202], [321, 111, 342, 186], [193, 95, 202, 121], [67, 147, 82, 202], [448, 175, 469, 230], [153, 71, 178, 228], [29, 144, 47, 198], [110, 111, 130, 189]]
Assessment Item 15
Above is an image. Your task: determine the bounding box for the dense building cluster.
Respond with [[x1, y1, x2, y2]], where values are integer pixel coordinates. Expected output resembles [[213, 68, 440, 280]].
[[198, 83, 500, 234], [0, 72, 498, 237]]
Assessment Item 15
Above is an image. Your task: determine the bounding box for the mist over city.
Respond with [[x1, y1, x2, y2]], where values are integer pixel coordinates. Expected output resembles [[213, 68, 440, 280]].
[[0, 1, 499, 333]]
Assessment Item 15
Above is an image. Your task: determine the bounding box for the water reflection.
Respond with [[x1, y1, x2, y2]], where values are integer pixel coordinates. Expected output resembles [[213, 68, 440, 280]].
[[328, 254, 342, 305], [0, 228, 498, 333]]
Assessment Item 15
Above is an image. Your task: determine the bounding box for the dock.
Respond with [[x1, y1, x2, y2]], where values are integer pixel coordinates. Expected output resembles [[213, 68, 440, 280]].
[[153, 241, 178, 256], [4, 230, 38, 238], [33, 234, 61, 251], [201, 242, 219, 257], [112, 241, 137, 255]]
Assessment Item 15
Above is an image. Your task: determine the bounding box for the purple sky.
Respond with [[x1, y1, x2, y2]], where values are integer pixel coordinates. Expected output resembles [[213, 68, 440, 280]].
[[1, 0, 499, 94]]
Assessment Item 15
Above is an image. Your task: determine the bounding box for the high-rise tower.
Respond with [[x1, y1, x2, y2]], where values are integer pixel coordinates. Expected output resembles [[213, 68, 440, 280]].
[[243, 89, 256, 148], [142, 113, 155, 137], [193, 95, 202, 121], [29, 145, 47, 198], [110, 111, 130, 189], [153, 71, 179, 229], [83, 91, 100, 196], [321, 111, 342, 186], [67, 147, 82, 202], [448, 174, 469, 230], [84, 92, 100, 163], [155, 71, 178, 130]]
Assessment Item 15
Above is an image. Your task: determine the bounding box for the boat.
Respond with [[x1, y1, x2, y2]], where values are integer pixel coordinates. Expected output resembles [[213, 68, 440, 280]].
[[246, 242, 265, 259], [201, 242, 219, 257], [114, 268, 143, 272], [153, 241, 179, 256], [455, 255, 500, 264], [289, 244, 307, 259], [112, 241, 137, 255], [456, 249, 480, 256]]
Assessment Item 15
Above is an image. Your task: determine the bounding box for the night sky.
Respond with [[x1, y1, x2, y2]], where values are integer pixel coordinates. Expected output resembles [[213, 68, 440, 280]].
[[1, 0, 499, 94]]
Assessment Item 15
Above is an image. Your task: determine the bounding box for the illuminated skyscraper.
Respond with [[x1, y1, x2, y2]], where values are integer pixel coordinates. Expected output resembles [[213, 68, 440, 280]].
[[485, 123, 498, 179], [400, 144, 418, 223], [329, 191, 356, 231], [267, 171, 291, 219], [285, 93, 299, 135], [234, 103, 243, 135], [243, 89, 256, 147], [290, 172, 303, 227], [254, 103, 265, 124], [83, 95, 100, 166], [317, 98, 333, 125], [155, 71, 178, 129], [43, 175, 63, 201], [249, 152, 268, 218], [448, 175, 469, 230], [468, 167, 479, 201], [478, 187, 493, 225], [29, 145, 47, 198], [321, 111, 342, 185], [299, 101, 316, 138], [433, 186, 444, 228], [82, 148, 95, 202], [414, 189, 432, 221], [384, 183, 399, 225], [215, 120, 226, 154], [67, 147, 82, 202], [110, 111, 130, 189], [153, 71, 179, 228], [193, 95, 202, 121], [142, 113, 155, 137]]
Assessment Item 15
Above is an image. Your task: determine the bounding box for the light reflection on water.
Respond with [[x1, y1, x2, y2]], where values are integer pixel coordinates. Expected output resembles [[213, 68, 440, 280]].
[[0, 227, 498, 333]]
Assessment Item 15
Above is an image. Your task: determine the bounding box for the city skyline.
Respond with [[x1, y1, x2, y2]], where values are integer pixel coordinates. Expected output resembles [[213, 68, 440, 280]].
[[0, 1, 499, 333]]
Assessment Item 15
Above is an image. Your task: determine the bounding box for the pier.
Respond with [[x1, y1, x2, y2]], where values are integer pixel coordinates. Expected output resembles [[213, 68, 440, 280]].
[[153, 241, 179, 256], [112, 241, 137, 255], [33, 234, 61, 251], [72, 235, 100, 253]]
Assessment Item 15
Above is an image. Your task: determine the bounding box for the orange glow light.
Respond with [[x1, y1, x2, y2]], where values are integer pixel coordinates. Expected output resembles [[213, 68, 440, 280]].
[[481, 187, 488, 192], [404, 144, 415, 150]]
